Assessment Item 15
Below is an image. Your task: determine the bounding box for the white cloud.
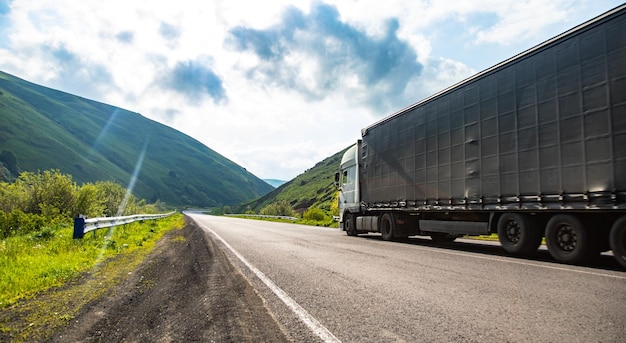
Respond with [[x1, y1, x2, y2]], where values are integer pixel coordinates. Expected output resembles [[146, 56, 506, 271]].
[[0, 0, 623, 181], [473, 0, 572, 45]]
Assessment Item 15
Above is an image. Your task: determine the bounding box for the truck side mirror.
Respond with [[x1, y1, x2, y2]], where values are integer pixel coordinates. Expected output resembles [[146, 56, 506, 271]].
[[334, 172, 340, 189]]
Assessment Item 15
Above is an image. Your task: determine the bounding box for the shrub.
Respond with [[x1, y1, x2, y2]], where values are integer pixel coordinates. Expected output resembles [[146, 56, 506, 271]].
[[330, 191, 340, 216], [0, 209, 46, 238], [73, 183, 105, 218], [0, 169, 162, 237], [260, 200, 295, 217], [303, 207, 326, 221], [17, 170, 75, 216], [95, 180, 136, 217]]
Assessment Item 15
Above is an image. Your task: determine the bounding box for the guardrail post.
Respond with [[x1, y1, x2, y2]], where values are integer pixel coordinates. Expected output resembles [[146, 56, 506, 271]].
[[73, 215, 85, 239]]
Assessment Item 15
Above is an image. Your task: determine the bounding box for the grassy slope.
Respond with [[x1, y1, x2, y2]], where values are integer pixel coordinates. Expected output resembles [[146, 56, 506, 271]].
[[0, 214, 185, 341], [0, 71, 273, 206], [239, 146, 350, 215]]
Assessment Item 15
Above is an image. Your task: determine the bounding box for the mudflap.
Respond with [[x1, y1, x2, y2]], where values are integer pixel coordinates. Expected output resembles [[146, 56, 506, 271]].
[[393, 214, 419, 237]]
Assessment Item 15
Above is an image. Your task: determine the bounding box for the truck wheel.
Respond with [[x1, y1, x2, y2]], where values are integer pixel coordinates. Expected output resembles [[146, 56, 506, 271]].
[[545, 215, 591, 264], [609, 216, 626, 268], [497, 213, 543, 255], [430, 232, 457, 242], [344, 213, 358, 236], [380, 213, 395, 241]]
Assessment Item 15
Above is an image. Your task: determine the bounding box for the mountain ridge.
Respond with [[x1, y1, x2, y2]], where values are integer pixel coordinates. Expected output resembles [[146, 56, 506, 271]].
[[239, 147, 349, 216], [0, 71, 273, 207]]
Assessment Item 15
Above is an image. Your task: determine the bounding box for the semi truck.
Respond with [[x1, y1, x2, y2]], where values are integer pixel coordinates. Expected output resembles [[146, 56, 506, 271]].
[[335, 4, 626, 267]]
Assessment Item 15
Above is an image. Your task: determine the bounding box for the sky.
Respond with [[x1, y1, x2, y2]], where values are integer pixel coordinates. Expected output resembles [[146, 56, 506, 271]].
[[0, 0, 623, 181]]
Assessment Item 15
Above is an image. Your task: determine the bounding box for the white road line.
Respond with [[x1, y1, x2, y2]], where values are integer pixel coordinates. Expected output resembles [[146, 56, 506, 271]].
[[196, 220, 342, 343]]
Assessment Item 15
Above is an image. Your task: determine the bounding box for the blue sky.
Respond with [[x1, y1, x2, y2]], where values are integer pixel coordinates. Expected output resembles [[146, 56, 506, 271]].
[[0, 0, 623, 180]]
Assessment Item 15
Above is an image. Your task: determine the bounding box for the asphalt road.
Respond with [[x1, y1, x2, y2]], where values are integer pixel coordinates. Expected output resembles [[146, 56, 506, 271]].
[[187, 213, 626, 343]]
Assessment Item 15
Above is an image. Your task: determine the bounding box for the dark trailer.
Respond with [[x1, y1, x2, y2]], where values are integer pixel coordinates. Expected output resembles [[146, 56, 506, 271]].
[[337, 4, 626, 267]]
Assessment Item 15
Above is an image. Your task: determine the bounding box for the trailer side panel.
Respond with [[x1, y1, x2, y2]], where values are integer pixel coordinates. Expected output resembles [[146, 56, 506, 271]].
[[360, 7, 626, 211]]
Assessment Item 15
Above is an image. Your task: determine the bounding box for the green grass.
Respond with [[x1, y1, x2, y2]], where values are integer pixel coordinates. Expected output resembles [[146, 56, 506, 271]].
[[465, 234, 499, 241], [0, 213, 184, 308], [0, 214, 184, 341]]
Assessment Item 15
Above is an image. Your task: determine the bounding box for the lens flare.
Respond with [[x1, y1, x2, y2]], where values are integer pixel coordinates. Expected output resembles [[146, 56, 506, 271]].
[[97, 138, 149, 260]]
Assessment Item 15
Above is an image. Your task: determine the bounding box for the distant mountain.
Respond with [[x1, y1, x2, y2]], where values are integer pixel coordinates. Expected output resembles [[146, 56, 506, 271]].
[[0, 71, 274, 207], [263, 179, 287, 188], [239, 147, 350, 215]]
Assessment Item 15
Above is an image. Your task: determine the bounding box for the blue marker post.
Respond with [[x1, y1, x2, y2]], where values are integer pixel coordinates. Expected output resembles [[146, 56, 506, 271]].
[[73, 215, 85, 239]]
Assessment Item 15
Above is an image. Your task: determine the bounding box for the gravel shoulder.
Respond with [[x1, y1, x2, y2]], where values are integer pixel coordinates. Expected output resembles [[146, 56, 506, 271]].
[[49, 218, 290, 342]]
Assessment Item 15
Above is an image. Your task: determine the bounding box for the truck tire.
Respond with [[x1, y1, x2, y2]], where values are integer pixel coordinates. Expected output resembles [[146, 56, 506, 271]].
[[380, 213, 395, 241], [545, 214, 591, 264], [609, 216, 626, 268], [497, 213, 543, 255], [344, 212, 358, 236]]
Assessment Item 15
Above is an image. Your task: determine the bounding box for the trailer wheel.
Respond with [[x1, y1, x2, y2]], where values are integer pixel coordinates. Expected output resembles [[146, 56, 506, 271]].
[[545, 215, 591, 264], [380, 213, 395, 241], [497, 213, 543, 255], [344, 212, 358, 236], [609, 216, 626, 268]]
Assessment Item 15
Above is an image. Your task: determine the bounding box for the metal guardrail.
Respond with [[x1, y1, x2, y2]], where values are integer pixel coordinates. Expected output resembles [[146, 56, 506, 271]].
[[224, 214, 299, 221], [73, 211, 176, 239]]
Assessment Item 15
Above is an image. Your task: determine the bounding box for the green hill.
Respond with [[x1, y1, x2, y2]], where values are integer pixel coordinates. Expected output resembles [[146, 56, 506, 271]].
[[239, 146, 350, 215], [0, 71, 273, 207]]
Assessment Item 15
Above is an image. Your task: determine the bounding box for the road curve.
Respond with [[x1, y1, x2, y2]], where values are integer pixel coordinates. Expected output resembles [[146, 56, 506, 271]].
[[187, 213, 626, 343]]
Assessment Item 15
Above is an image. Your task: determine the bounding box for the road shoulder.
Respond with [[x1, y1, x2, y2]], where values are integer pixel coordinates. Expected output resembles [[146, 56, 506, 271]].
[[50, 218, 290, 342]]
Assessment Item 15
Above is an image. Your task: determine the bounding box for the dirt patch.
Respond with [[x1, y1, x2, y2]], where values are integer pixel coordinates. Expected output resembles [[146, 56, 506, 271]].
[[48, 219, 290, 342]]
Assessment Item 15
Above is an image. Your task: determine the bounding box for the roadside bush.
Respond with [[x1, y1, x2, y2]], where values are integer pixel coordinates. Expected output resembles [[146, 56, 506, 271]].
[[260, 200, 295, 217], [303, 207, 326, 221], [330, 191, 340, 217], [17, 169, 75, 216], [73, 183, 105, 218], [0, 209, 46, 238], [95, 180, 134, 217], [0, 169, 163, 237]]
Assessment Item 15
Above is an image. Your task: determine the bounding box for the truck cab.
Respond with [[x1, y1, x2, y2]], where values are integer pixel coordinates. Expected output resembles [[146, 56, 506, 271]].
[[335, 143, 359, 230]]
